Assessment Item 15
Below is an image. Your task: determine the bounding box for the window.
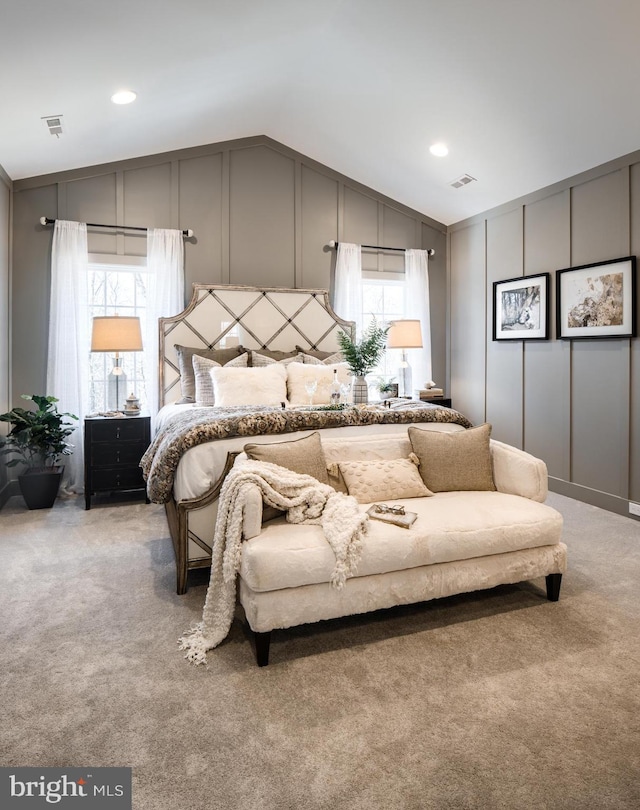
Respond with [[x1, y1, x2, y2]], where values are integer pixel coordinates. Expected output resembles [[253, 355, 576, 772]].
[[361, 276, 405, 392], [88, 256, 149, 412]]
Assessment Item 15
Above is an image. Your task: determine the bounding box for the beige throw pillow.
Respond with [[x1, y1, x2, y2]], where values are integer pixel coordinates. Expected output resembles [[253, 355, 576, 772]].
[[192, 352, 248, 406], [286, 361, 352, 405], [244, 431, 330, 484], [337, 457, 432, 504], [211, 364, 288, 407], [408, 423, 496, 492]]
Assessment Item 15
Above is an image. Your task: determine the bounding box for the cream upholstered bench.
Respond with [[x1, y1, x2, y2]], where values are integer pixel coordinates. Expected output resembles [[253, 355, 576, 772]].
[[235, 426, 566, 666]]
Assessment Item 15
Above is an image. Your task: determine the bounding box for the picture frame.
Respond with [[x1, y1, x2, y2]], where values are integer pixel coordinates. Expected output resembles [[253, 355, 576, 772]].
[[556, 256, 636, 340], [493, 272, 550, 341]]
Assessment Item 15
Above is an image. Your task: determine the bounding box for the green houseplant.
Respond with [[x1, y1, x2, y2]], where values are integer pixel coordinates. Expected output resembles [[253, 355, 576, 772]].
[[337, 320, 389, 404], [0, 394, 78, 509]]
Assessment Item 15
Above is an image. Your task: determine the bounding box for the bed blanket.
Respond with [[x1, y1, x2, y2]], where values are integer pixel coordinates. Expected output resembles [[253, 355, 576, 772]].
[[178, 458, 368, 664], [141, 402, 472, 503]]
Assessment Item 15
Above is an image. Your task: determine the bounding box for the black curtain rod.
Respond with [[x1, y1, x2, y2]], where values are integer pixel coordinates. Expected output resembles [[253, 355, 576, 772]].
[[328, 239, 434, 257], [39, 217, 194, 238]]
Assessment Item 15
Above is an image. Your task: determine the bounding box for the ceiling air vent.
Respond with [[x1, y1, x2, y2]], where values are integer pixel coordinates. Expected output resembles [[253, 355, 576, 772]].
[[41, 115, 64, 137], [450, 173, 476, 189]]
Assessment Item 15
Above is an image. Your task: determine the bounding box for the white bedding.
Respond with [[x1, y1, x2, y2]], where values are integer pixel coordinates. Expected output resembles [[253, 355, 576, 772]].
[[154, 404, 465, 502]]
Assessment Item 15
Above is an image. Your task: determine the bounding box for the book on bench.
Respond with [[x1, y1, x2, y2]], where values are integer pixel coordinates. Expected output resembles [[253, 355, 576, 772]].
[[367, 504, 418, 529]]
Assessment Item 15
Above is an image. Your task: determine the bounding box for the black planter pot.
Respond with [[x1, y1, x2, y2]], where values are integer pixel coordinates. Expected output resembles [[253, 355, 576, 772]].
[[18, 466, 64, 510]]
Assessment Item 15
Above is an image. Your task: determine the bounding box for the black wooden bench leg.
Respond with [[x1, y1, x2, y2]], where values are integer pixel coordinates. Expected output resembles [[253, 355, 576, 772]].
[[254, 631, 272, 667], [546, 573, 562, 602]]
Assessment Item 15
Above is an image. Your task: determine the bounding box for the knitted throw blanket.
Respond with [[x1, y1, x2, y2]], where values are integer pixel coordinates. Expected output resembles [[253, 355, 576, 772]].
[[179, 459, 369, 665]]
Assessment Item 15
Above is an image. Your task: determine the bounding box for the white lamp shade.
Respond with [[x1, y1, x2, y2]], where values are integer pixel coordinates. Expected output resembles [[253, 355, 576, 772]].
[[91, 316, 143, 352], [387, 319, 423, 349]]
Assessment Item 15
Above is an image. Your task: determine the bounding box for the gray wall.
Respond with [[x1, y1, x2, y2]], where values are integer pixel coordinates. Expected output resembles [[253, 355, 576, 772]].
[[0, 164, 10, 502], [11, 135, 446, 402], [449, 153, 640, 516]]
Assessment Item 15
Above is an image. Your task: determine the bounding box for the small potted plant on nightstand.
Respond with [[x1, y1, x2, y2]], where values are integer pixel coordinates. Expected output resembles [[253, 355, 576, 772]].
[[337, 319, 389, 404], [0, 394, 78, 509]]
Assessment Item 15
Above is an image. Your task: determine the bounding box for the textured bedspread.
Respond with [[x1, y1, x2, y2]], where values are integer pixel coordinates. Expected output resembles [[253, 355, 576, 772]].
[[141, 402, 473, 503]]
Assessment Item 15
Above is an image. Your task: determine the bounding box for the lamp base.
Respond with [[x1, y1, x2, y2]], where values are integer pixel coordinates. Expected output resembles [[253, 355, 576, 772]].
[[398, 353, 412, 398]]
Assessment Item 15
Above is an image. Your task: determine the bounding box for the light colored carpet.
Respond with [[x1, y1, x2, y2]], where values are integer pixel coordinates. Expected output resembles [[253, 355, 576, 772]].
[[1, 491, 639, 810]]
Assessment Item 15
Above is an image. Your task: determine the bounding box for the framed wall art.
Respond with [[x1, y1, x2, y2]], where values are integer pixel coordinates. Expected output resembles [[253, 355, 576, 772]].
[[493, 272, 550, 341], [556, 256, 636, 340]]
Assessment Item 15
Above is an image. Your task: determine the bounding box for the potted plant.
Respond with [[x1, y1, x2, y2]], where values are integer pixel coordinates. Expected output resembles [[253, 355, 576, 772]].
[[337, 319, 389, 404], [0, 394, 78, 509]]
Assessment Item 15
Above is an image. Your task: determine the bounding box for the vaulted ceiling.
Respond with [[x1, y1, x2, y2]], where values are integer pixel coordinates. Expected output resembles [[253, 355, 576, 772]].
[[3, 1, 640, 225]]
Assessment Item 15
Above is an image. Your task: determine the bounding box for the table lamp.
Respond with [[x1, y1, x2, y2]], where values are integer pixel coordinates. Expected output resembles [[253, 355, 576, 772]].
[[387, 319, 422, 397], [91, 315, 143, 411]]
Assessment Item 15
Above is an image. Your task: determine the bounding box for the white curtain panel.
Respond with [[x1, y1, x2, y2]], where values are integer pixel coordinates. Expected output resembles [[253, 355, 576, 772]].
[[145, 228, 185, 426], [333, 242, 363, 336], [404, 249, 433, 389], [46, 220, 89, 493]]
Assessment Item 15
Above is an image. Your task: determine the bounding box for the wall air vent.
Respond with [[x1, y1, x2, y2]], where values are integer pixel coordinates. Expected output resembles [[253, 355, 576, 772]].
[[450, 173, 476, 189], [41, 115, 64, 137]]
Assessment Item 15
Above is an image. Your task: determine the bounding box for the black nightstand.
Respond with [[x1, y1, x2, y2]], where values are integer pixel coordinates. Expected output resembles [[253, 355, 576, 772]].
[[419, 396, 452, 408], [84, 415, 151, 509]]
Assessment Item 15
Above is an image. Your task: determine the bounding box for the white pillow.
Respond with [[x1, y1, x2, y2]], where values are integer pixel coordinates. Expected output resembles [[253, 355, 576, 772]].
[[298, 351, 344, 365], [210, 364, 288, 407], [286, 361, 352, 406], [192, 352, 248, 406]]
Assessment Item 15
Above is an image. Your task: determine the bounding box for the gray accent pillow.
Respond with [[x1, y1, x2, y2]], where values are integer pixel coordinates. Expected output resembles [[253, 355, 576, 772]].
[[192, 352, 249, 406], [250, 351, 304, 367], [244, 431, 330, 485], [247, 349, 299, 366], [408, 423, 496, 492], [175, 344, 245, 403]]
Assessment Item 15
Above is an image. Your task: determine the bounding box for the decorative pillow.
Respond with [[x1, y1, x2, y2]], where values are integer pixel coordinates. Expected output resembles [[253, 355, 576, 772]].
[[250, 351, 304, 367], [174, 344, 245, 403], [192, 352, 248, 406], [210, 364, 288, 407], [244, 431, 330, 484], [248, 349, 299, 365], [298, 351, 345, 365], [286, 362, 352, 405], [295, 346, 336, 360], [337, 456, 432, 504], [408, 423, 496, 493]]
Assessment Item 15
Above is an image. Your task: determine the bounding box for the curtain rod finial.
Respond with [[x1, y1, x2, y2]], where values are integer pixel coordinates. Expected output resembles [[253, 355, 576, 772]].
[[328, 239, 337, 249], [40, 216, 48, 226]]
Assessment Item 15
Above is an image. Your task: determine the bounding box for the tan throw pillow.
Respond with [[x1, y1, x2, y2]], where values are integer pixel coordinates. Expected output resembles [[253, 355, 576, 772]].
[[408, 423, 496, 492], [337, 457, 432, 504], [192, 352, 248, 406], [248, 349, 300, 365], [211, 364, 288, 407], [244, 432, 330, 484], [250, 351, 304, 367]]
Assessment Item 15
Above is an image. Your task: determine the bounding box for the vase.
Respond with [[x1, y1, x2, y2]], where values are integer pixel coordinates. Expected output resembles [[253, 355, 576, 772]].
[[352, 375, 369, 405], [18, 466, 64, 510]]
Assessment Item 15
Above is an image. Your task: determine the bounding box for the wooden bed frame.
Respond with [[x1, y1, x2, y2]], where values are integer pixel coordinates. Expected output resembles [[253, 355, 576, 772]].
[[158, 284, 355, 593]]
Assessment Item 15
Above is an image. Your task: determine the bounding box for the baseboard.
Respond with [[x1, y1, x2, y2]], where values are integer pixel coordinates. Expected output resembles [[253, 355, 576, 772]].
[[0, 479, 19, 509], [548, 477, 636, 519]]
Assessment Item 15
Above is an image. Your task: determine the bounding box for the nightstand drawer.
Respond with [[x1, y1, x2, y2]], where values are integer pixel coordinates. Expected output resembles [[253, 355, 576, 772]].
[[91, 467, 145, 491], [90, 419, 147, 442], [91, 441, 148, 467]]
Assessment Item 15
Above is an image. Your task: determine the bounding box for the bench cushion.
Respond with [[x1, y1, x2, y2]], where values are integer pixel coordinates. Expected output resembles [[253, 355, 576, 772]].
[[239, 491, 563, 593]]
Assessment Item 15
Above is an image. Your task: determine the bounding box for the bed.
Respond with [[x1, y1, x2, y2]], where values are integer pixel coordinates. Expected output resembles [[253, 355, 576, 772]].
[[143, 284, 472, 593]]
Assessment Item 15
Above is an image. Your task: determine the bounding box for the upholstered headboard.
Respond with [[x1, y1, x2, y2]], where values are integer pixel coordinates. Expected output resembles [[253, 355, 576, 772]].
[[159, 284, 355, 407]]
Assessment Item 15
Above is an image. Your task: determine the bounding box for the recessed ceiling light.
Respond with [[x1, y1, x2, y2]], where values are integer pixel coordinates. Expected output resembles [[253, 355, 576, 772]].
[[429, 142, 449, 157], [111, 90, 137, 105]]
